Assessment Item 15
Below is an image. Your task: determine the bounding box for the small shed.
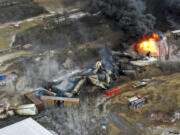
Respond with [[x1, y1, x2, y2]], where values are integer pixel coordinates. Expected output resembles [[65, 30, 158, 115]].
[[0, 118, 53, 135]]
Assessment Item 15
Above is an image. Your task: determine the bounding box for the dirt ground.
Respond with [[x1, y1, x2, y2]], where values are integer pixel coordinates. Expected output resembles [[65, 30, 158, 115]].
[[0, 58, 179, 135], [30, 65, 179, 135], [0, 1, 179, 135]]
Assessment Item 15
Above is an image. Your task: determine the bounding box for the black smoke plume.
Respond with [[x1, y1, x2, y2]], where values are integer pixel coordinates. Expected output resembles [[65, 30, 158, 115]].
[[164, 0, 180, 29], [85, 0, 156, 38], [146, 0, 180, 30]]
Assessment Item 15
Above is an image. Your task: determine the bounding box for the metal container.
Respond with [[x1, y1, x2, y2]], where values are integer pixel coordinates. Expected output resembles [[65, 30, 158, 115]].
[[0, 113, 7, 119], [40, 98, 56, 108], [41, 96, 80, 106], [7, 110, 14, 116], [0, 108, 7, 119], [15, 104, 38, 116], [71, 79, 86, 95], [24, 92, 44, 110]]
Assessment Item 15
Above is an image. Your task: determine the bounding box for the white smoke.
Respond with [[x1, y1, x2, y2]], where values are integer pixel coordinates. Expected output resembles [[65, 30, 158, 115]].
[[156, 38, 169, 57], [38, 56, 59, 81], [158, 38, 180, 62], [0, 54, 82, 106]]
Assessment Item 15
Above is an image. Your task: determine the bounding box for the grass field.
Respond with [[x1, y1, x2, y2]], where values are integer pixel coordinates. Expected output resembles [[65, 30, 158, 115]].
[[105, 70, 180, 135], [0, 20, 44, 50]]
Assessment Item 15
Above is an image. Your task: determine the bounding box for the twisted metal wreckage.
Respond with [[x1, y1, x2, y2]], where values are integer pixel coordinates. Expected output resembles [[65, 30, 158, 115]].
[[26, 49, 156, 108], [2, 29, 179, 118], [5, 28, 180, 117], [0, 49, 158, 119]]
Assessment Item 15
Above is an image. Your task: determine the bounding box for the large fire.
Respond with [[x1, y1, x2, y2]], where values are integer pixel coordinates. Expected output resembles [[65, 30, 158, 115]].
[[136, 33, 160, 56]]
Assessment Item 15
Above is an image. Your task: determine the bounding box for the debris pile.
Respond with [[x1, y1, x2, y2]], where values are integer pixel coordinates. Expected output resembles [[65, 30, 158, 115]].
[[21, 49, 156, 113], [0, 40, 159, 119]]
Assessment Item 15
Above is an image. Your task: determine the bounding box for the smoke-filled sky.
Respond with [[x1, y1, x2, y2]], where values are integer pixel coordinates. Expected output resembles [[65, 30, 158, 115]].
[[85, 0, 156, 37], [164, 0, 180, 29], [85, 0, 180, 34]]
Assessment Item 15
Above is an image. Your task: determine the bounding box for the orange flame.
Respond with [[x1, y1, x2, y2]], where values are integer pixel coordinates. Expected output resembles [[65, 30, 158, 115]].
[[136, 33, 159, 55]]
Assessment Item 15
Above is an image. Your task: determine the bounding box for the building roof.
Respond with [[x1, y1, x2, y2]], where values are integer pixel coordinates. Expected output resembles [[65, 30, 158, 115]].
[[0, 118, 53, 135]]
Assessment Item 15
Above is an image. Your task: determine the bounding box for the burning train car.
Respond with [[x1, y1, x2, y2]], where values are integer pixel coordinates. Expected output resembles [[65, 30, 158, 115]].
[[133, 32, 169, 57]]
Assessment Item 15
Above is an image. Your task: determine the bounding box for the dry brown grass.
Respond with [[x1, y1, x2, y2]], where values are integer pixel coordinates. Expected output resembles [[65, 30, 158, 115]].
[[0, 20, 43, 50]]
